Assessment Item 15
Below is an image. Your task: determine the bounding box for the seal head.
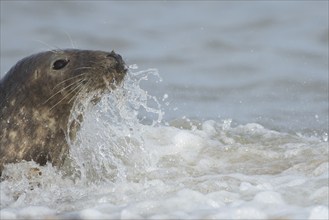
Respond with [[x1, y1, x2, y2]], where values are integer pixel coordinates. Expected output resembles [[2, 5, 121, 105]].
[[0, 49, 127, 173]]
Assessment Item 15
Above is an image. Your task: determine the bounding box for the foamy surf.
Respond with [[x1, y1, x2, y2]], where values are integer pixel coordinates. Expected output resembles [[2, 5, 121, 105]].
[[0, 68, 328, 220]]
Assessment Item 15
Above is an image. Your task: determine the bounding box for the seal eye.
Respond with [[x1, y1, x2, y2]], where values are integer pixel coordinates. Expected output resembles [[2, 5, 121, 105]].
[[52, 59, 69, 70]]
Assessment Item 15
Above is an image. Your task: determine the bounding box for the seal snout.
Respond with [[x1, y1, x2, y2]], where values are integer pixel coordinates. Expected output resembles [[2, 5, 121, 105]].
[[106, 51, 127, 76], [107, 51, 125, 66], [107, 50, 123, 62]]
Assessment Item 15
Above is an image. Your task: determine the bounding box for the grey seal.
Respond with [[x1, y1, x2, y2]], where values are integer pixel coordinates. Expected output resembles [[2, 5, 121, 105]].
[[0, 49, 127, 174]]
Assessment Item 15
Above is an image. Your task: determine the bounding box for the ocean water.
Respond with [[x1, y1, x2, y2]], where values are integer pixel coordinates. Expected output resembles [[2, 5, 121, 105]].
[[0, 1, 328, 220]]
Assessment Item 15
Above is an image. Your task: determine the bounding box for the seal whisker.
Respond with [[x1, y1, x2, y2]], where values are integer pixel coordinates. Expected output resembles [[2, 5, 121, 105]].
[[49, 81, 86, 111], [33, 40, 61, 53], [52, 66, 93, 91], [74, 67, 93, 71], [45, 80, 82, 105], [44, 78, 86, 105], [52, 73, 87, 91], [64, 31, 77, 49], [68, 80, 91, 104]]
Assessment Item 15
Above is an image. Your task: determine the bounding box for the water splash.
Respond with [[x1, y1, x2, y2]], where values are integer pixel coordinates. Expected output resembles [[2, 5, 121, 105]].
[[1, 67, 327, 219], [66, 67, 164, 183]]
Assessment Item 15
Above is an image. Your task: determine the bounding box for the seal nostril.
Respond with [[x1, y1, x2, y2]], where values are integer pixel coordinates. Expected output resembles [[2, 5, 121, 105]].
[[106, 51, 123, 64], [106, 50, 115, 57]]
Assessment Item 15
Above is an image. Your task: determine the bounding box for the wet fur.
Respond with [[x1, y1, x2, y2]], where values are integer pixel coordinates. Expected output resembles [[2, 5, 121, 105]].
[[0, 49, 126, 174]]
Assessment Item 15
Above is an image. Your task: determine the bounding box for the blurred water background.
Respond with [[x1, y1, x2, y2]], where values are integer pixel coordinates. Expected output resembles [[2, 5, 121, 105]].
[[1, 0, 328, 135]]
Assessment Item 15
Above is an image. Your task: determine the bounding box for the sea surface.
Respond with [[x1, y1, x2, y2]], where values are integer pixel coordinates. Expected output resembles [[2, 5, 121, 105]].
[[0, 1, 328, 219]]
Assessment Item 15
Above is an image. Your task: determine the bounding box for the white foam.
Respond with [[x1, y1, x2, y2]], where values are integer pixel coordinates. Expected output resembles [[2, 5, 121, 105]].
[[253, 191, 285, 204], [308, 206, 329, 220], [0, 210, 17, 220], [10, 206, 56, 219], [232, 207, 267, 219]]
